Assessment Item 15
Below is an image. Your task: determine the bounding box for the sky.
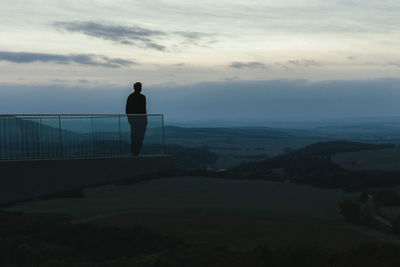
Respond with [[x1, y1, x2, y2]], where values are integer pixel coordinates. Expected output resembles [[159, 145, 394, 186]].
[[1, 1, 400, 123]]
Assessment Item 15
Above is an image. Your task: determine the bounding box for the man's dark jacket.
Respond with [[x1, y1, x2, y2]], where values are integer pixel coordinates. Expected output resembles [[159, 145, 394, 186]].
[[126, 92, 146, 114]]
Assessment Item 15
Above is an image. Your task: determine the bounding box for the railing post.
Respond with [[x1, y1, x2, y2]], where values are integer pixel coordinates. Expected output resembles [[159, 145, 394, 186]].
[[118, 115, 122, 155], [0, 119, 1, 159], [90, 116, 94, 157], [58, 115, 62, 158], [39, 117, 42, 158], [0, 119, 2, 160], [6, 118, 9, 160], [161, 114, 165, 155], [22, 118, 27, 159]]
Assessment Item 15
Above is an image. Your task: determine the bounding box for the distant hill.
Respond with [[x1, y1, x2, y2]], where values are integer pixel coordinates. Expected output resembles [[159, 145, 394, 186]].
[[229, 141, 399, 189], [292, 141, 394, 157], [165, 126, 294, 139], [310, 123, 400, 140]]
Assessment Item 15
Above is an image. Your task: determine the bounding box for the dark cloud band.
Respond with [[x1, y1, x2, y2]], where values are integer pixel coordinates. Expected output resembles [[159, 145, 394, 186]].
[[287, 59, 319, 67], [0, 51, 135, 68], [54, 21, 217, 51], [54, 21, 167, 51], [229, 61, 268, 69]]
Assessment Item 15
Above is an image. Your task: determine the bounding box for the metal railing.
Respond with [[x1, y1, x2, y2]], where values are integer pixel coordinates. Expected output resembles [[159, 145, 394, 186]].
[[0, 114, 164, 160]]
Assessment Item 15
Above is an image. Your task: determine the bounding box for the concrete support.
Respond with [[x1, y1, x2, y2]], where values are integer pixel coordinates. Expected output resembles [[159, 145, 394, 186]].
[[0, 156, 172, 205]]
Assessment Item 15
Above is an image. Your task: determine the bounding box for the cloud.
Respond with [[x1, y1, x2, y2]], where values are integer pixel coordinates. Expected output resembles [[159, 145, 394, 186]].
[[49, 78, 91, 84], [172, 63, 186, 67], [229, 61, 268, 69], [225, 76, 240, 81], [387, 62, 400, 68], [275, 59, 320, 69], [286, 59, 319, 67], [0, 51, 135, 68], [54, 21, 217, 51], [175, 31, 210, 40], [174, 31, 217, 48], [54, 21, 167, 51], [145, 42, 166, 51]]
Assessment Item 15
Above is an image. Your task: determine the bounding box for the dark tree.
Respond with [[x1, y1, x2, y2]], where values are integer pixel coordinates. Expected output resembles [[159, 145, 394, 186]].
[[338, 198, 360, 223], [360, 205, 372, 224], [359, 191, 369, 203]]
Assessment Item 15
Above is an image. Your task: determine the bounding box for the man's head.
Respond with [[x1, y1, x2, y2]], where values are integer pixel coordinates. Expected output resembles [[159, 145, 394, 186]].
[[133, 82, 142, 93]]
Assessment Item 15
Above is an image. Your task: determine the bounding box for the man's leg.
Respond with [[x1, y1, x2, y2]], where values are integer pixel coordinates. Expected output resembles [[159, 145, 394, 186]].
[[133, 131, 140, 156], [129, 117, 147, 156], [135, 118, 147, 155], [130, 126, 136, 155]]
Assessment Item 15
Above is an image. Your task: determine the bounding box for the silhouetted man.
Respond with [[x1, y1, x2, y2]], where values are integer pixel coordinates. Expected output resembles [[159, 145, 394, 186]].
[[126, 82, 147, 156]]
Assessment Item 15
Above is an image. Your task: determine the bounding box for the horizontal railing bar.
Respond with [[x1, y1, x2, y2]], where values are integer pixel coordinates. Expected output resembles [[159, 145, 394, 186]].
[[0, 114, 163, 117], [0, 154, 170, 162]]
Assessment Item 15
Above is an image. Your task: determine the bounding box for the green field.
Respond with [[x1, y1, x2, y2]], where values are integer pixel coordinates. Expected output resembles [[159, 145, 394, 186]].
[[332, 147, 400, 171], [5, 176, 387, 250], [167, 135, 327, 168], [6, 176, 355, 220], [215, 137, 331, 167]]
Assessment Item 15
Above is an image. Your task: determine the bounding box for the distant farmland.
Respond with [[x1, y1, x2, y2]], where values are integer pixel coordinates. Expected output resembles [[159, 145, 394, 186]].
[[165, 126, 328, 168]]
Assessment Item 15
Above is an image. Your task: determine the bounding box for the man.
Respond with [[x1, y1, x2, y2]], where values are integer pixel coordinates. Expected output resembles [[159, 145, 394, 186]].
[[126, 82, 147, 156]]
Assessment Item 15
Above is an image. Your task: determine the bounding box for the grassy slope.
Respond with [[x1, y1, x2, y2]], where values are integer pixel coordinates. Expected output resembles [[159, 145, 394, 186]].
[[6, 176, 355, 221], [212, 137, 327, 168], [5, 176, 382, 250]]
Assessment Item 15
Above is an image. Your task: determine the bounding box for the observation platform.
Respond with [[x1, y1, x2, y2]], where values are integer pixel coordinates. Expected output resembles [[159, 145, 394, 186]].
[[0, 114, 172, 205]]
